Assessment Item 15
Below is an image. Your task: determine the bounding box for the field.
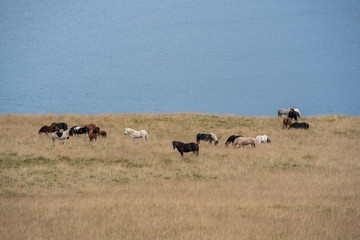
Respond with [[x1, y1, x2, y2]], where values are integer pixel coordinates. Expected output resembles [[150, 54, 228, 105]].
[[0, 113, 359, 239]]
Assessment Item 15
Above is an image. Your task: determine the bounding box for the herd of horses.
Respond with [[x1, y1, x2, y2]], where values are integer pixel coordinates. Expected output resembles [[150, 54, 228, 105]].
[[38, 122, 107, 144], [38, 107, 309, 157]]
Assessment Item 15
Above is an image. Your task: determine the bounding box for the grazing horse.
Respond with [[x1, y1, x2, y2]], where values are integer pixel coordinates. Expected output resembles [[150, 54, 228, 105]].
[[196, 133, 218, 145], [125, 128, 148, 142], [84, 124, 96, 130], [51, 122, 68, 131], [89, 127, 101, 141], [51, 130, 70, 144], [100, 131, 107, 138], [289, 122, 310, 129], [255, 135, 271, 146], [39, 125, 59, 135], [172, 141, 199, 157], [69, 126, 89, 137], [283, 118, 293, 129], [233, 137, 256, 148], [225, 135, 243, 147], [288, 109, 299, 121]]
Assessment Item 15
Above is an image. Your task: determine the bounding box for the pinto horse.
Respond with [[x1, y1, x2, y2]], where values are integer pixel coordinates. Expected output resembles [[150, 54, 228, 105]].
[[172, 141, 199, 157], [51, 130, 70, 144], [39, 125, 59, 135], [196, 133, 218, 145], [69, 126, 89, 137], [225, 135, 243, 147], [255, 135, 271, 146], [125, 128, 148, 142]]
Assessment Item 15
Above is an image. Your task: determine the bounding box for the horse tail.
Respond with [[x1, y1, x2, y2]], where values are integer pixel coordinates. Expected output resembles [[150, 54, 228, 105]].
[[145, 132, 148, 141]]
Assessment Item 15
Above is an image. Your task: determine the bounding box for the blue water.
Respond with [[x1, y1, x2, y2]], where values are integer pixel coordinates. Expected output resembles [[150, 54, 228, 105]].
[[1, 0, 359, 116]]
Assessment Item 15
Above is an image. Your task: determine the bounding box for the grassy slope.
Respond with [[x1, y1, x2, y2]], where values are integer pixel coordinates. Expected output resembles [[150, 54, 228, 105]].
[[0, 113, 359, 239]]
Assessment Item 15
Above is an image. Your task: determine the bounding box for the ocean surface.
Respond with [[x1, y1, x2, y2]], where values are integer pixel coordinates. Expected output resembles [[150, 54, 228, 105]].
[[1, 0, 359, 116]]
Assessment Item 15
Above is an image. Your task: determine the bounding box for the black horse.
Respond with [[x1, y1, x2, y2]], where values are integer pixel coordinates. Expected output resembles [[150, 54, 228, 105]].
[[287, 109, 299, 121], [289, 122, 310, 129], [51, 122, 68, 131], [172, 141, 199, 157], [196, 133, 218, 145], [225, 135, 243, 147]]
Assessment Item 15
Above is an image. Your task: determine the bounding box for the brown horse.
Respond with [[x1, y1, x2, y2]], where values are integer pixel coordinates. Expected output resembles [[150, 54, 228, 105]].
[[39, 125, 59, 135], [84, 124, 96, 130], [89, 127, 101, 141], [283, 118, 293, 129]]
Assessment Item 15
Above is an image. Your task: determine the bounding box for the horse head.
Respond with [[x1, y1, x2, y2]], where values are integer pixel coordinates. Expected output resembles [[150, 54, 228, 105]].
[[93, 127, 100, 134]]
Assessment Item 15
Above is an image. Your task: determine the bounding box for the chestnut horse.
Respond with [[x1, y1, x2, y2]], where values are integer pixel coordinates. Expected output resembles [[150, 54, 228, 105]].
[[39, 125, 59, 135], [89, 127, 101, 141], [283, 118, 293, 129]]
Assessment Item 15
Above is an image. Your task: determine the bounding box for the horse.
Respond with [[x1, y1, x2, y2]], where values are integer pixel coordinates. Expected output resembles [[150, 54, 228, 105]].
[[39, 125, 59, 135], [100, 131, 107, 138], [282, 118, 293, 129], [172, 141, 199, 157], [69, 126, 89, 137], [255, 135, 271, 146], [225, 135, 243, 147], [294, 108, 301, 118], [288, 109, 299, 121], [289, 122, 310, 129], [51, 130, 70, 144], [196, 133, 218, 145], [233, 137, 256, 148], [84, 124, 96, 130], [89, 127, 101, 141], [278, 108, 291, 117], [125, 128, 148, 142], [51, 122, 68, 131]]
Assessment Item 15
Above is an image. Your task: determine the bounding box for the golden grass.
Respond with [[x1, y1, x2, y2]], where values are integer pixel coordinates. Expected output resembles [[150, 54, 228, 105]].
[[0, 113, 359, 239]]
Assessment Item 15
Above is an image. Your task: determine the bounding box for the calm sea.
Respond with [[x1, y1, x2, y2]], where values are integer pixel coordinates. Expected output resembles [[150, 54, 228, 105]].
[[1, 0, 359, 116]]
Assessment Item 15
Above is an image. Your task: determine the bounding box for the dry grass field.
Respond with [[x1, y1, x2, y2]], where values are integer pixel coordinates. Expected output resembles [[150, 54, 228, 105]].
[[0, 113, 359, 239]]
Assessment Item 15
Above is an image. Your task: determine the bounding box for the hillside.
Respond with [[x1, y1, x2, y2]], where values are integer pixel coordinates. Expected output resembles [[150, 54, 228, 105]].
[[0, 114, 359, 239]]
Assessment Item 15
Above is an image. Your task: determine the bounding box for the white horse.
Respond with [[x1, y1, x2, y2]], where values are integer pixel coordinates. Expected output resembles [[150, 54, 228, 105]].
[[51, 130, 70, 144], [255, 135, 271, 146], [277, 108, 291, 117], [124, 128, 148, 142]]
